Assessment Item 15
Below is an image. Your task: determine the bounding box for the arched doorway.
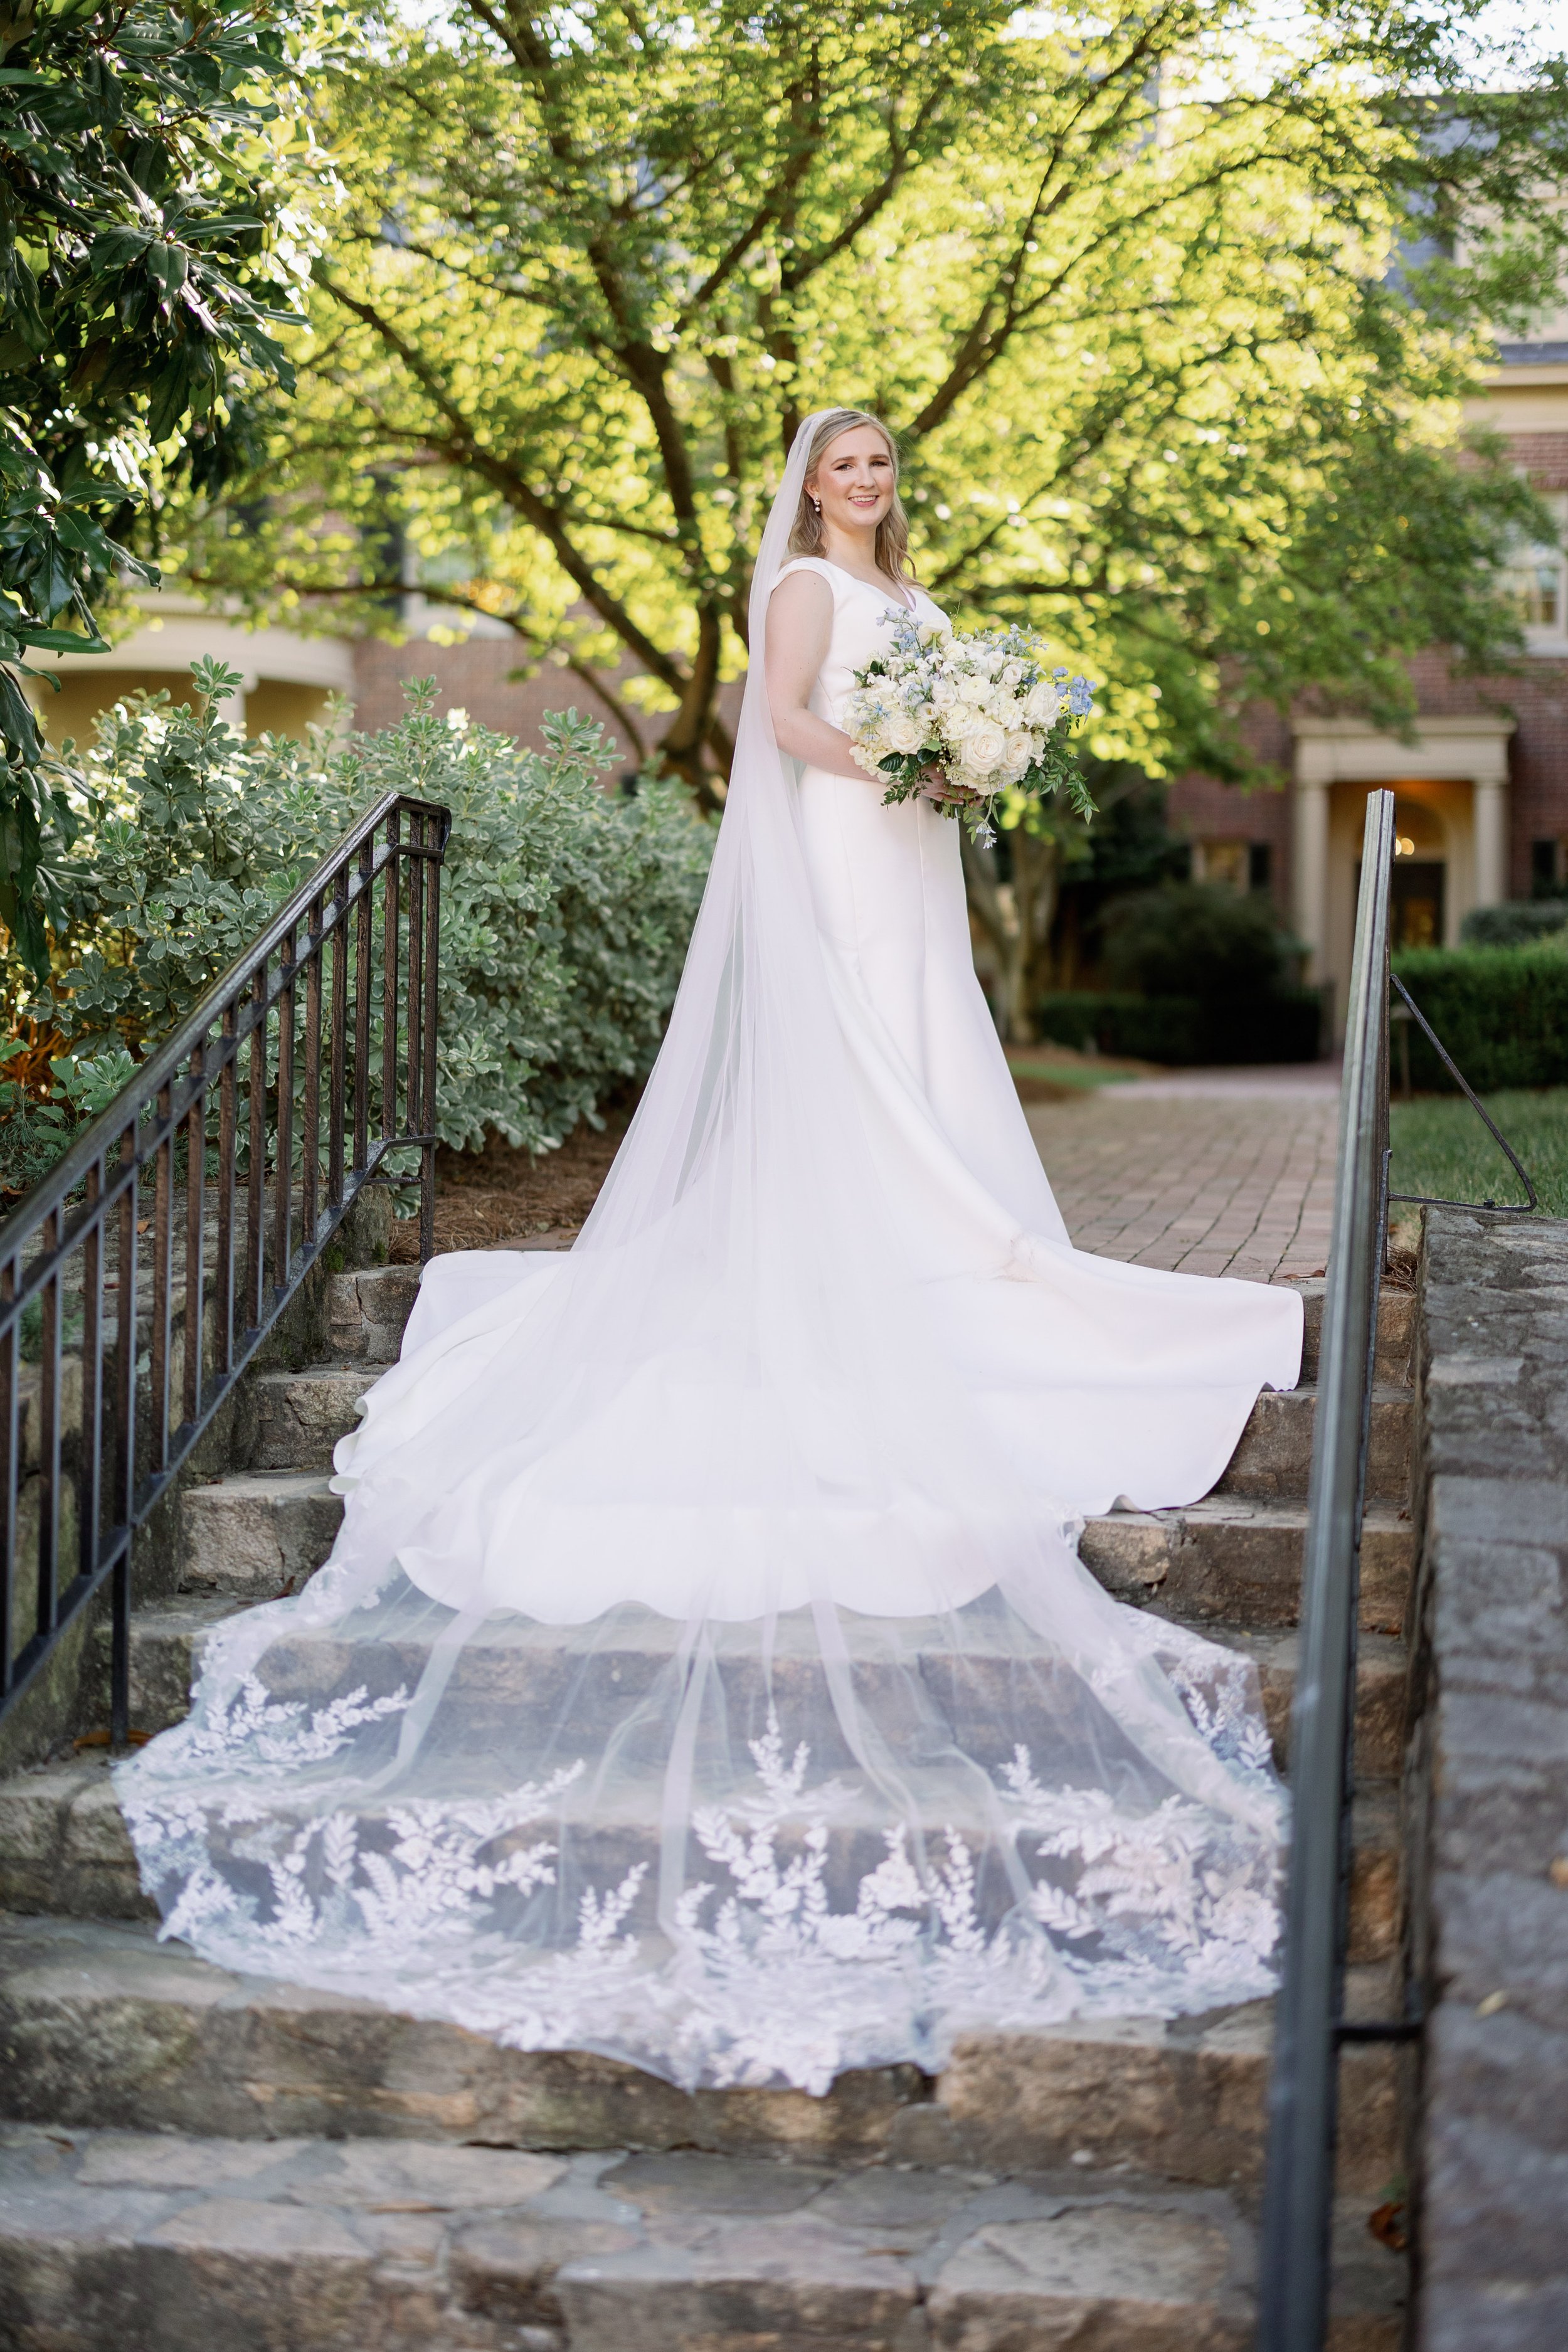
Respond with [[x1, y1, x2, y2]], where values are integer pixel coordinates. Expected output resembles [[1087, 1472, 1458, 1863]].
[[1387, 797, 1446, 949]]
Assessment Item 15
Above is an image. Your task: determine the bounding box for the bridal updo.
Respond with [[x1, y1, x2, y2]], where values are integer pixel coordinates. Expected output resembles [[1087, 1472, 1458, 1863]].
[[788, 408, 915, 584]]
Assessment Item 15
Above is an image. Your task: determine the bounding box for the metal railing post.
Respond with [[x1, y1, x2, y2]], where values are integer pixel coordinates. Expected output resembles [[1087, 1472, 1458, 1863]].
[[1259, 788, 1396, 2351], [0, 792, 450, 1745]]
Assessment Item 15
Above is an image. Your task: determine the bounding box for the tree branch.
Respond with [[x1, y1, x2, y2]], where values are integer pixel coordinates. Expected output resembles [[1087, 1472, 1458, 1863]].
[[316, 272, 689, 692]]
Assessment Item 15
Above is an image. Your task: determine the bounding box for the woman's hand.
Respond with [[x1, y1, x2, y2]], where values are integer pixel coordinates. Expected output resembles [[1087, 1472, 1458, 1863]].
[[920, 765, 981, 808]]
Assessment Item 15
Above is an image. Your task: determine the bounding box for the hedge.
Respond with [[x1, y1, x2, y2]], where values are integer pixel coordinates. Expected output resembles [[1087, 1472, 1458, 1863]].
[[1034, 988, 1323, 1066], [1459, 900, 1568, 948], [1393, 945, 1568, 1091], [2, 677, 716, 1197]]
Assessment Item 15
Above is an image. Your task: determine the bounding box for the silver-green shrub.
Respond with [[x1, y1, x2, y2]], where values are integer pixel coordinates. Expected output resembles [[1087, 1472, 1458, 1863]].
[[11, 667, 714, 1162]]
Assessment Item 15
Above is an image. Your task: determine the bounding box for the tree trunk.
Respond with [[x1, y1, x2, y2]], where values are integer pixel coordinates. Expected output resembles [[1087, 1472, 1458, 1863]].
[[961, 824, 1064, 1045]]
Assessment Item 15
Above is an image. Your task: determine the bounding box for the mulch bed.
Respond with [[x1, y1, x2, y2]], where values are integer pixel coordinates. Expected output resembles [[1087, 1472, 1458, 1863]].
[[394, 1046, 1153, 1261], [390, 1110, 635, 1261]]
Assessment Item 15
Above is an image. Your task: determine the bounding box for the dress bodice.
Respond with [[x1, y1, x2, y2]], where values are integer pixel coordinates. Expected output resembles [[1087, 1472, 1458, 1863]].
[[773, 556, 947, 730]]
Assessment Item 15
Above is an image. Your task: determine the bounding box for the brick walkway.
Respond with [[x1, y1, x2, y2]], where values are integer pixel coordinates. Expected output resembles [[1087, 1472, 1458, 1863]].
[[1026, 1067, 1340, 1283]]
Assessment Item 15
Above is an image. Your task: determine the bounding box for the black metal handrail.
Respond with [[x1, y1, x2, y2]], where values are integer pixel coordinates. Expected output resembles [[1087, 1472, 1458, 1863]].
[[1258, 793, 1538, 2348], [1, 790, 450, 1745]]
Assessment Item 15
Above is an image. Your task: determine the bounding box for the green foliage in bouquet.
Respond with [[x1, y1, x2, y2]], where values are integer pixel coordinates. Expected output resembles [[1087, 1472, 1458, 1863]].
[[847, 616, 1096, 842]]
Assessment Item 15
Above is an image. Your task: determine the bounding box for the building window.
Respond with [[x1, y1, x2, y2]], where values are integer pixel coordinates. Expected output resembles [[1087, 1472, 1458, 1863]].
[[1532, 837, 1568, 898], [1503, 494, 1568, 650], [1192, 839, 1270, 893]]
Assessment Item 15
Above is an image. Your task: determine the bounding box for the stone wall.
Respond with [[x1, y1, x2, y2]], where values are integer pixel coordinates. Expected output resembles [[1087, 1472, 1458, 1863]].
[[1411, 1207, 1568, 2350]]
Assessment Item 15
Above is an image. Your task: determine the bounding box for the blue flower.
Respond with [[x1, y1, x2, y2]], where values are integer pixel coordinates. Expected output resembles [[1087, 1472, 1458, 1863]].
[[1067, 678, 1095, 716]]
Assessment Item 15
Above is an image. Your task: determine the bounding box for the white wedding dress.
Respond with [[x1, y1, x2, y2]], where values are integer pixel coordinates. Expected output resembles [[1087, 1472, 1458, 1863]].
[[117, 422, 1302, 2095]]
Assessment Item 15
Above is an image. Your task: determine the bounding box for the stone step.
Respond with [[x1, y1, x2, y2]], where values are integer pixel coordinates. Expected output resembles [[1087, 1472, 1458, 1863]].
[[0, 1912, 1406, 2196], [0, 1753, 1401, 1963], [1082, 1498, 1414, 1634], [171, 1466, 1418, 1636], [323, 1267, 1419, 1396], [0, 2119, 1404, 2351], [1293, 1278, 1414, 1389], [326, 1263, 423, 1364], [1217, 1385, 1411, 1503], [177, 1471, 342, 1601], [234, 1366, 379, 1473], [233, 1374, 1411, 1500], [1237, 1624, 1407, 1780], [76, 1593, 1408, 1779]]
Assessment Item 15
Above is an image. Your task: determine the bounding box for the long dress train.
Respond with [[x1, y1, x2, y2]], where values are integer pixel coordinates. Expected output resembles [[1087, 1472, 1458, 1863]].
[[115, 424, 1302, 2095]]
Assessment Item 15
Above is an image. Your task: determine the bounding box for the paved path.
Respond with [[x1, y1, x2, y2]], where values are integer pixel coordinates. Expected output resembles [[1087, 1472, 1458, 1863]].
[[1027, 1067, 1340, 1282]]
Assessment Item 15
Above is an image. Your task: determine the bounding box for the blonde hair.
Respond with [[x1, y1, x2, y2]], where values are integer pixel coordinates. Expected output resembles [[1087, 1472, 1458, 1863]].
[[788, 408, 914, 583]]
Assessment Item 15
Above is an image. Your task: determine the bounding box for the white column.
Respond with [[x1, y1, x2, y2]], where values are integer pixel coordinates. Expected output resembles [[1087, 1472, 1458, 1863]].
[[1293, 776, 1330, 982], [1473, 776, 1508, 908]]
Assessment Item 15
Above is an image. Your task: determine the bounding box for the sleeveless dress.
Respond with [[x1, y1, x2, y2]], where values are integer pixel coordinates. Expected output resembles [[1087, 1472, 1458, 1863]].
[[113, 547, 1303, 2095], [776, 555, 1301, 1517]]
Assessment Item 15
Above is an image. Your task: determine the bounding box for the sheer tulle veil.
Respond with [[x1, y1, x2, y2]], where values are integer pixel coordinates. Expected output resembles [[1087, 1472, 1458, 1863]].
[[115, 414, 1290, 2092]]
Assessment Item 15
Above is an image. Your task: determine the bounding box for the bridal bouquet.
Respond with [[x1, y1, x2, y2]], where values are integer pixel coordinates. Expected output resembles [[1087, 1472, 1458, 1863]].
[[844, 613, 1097, 844]]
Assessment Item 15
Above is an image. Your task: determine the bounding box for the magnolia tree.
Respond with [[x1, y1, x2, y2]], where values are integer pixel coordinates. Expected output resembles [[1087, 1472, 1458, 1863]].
[[0, 0, 331, 975], [156, 0, 1566, 1028]]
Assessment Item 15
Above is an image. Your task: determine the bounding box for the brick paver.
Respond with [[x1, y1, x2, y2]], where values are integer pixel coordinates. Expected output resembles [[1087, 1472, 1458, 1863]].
[[1027, 1068, 1340, 1283]]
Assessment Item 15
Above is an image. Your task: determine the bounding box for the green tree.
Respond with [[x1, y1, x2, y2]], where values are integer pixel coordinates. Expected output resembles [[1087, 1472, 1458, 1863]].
[[161, 1, 1564, 1023], [0, 0, 325, 975]]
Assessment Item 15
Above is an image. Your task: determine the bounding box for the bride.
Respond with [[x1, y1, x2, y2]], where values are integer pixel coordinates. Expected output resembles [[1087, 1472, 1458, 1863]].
[[117, 409, 1302, 2094]]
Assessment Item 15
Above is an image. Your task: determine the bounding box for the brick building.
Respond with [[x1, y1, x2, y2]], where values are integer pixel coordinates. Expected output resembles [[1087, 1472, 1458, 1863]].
[[33, 341, 1568, 1038], [1167, 331, 1568, 1030]]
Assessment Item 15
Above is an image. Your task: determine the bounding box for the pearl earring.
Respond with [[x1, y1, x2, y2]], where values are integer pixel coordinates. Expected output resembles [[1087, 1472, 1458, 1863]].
[[810, 496, 821, 512]]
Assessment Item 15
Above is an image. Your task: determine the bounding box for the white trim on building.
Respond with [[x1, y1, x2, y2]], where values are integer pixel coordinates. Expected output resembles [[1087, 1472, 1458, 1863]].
[[1291, 714, 1515, 1027]]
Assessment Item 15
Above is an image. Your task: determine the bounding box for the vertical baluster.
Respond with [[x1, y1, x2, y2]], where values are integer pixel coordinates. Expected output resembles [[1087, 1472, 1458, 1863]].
[[421, 813, 442, 1263], [382, 809, 401, 1144], [216, 1002, 237, 1378], [184, 1040, 207, 1430], [274, 925, 297, 1290], [1, 1251, 17, 1697], [246, 964, 266, 1326], [329, 865, 347, 1209], [303, 894, 323, 1247], [109, 1123, 138, 1751], [151, 1086, 174, 1476], [354, 837, 373, 1178], [36, 1212, 61, 1638], [78, 1160, 105, 1587], [406, 814, 425, 1150]]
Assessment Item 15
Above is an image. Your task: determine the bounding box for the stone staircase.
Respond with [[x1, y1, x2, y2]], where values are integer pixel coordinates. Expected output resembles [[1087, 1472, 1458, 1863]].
[[0, 1262, 1416, 2349]]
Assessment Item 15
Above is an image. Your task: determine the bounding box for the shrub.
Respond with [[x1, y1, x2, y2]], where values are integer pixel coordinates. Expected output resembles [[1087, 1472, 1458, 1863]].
[[1394, 943, 1568, 1091], [1035, 988, 1322, 1066], [1099, 882, 1300, 1000], [3, 672, 714, 1184], [1046, 881, 1319, 1062], [1459, 899, 1568, 948]]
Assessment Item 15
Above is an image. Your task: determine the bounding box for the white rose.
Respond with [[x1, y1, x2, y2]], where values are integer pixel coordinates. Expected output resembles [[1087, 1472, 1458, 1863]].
[[1000, 660, 1024, 688], [1004, 731, 1036, 775], [960, 720, 1008, 775], [956, 671, 992, 706], [943, 702, 983, 743], [1022, 681, 1062, 726], [883, 709, 927, 754]]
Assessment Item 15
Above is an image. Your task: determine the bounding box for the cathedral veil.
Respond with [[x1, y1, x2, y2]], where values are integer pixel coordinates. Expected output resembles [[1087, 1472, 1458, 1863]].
[[115, 415, 1290, 2093]]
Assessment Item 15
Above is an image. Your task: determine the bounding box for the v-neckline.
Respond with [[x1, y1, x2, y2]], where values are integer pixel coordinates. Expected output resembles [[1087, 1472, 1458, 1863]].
[[820, 557, 917, 613]]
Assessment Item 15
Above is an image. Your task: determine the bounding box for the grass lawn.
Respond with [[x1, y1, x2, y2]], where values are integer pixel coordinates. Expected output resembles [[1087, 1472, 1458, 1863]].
[[1389, 1087, 1568, 1238], [1006, 1044, 1152, 1099]]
